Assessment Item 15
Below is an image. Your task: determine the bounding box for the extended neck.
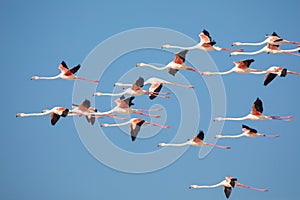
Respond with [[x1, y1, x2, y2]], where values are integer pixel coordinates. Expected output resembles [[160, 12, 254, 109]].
[[139, 63, 169, 71]]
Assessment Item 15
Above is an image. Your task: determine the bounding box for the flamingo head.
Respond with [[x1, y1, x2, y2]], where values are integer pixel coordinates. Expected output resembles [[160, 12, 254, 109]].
[[157, 143, 167, 147], [232, 42, 241, 46], [31, 76, 40, 80], [161, 44, 171, 49], [136, 63, 146, 67], [93, 92, 103, 96], [189, 185, 198, 189], [16, 113, 25, 117]]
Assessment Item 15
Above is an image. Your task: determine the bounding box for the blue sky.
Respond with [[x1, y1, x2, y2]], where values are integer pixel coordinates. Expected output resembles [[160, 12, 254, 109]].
[[1, 0, 300, 199]]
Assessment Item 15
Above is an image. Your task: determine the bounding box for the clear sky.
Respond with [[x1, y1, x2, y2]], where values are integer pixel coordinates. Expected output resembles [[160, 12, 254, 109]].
[[1, 0, 300, 199]]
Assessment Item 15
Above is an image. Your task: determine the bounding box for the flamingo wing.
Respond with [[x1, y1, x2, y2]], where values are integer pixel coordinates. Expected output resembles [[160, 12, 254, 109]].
[[199, 29, 212, 43], [79, 99, 91, 111], [193, 131, 204, 142], [264, 73, 278, 86], [242, 124, 257, 133], [230, 178, 237, 187], [85, 116, 96, 125], [58, 61, 69, 72], [69, 64, 81, 74], [130, 119, 145, 142], [131, 77, 144, 90], [224, 187, 232, 199], [50, 113, 61, 125], [149, 83, 163, 100], [238, 59, 254, 68], [119, 96, 135, 108], [251, 98, 263, 115], [168, 68, 179, 76]]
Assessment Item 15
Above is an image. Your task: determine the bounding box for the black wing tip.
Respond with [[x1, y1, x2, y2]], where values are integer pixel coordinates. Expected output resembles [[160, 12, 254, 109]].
[[61, 108, 69, 117], [131, 136, 136, 141]]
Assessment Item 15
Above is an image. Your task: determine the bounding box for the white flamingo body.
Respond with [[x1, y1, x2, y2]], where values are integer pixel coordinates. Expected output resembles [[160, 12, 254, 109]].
[[93, 96, 161, 118], [101, 118, 169, 142], [203, 59, 268, 76], [162, 29, 243, 53], [31, 61, 98, 82], [136, 50, 204, 76], [158, 131, 231, 149], [16, 107, 69, 125], [232, 32, 300, 46], [189, 176, 268, 199], [215, 124, 279, 139], [94, 77, 170, 99], [214, 98, 293, 122], [231, 44, 300, 56]]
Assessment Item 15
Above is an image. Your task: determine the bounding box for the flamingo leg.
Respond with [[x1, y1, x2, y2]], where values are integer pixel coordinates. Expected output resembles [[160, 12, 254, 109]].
[[186, 67, 204, 75], [269, 115, 293, 121], [76, 77, 99, 82], [237, 183, 268, 192], [136, 108, 163, 112], [205, 143, 231, 149], [147, 122, 170, 129], [221, 47, 244, 52], [169, 82, 195, 88], [134, 111, 160, 118]]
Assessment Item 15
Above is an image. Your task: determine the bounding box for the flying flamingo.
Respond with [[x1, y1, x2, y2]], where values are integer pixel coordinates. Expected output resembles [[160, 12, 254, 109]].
[[31, 61, 99, 82], [94, 77, 170, 99], [230, 43, 300, 56], [203, 59, 267, 76], [101, 118, 169, 141], [136, 50, 204, 76], [16, 107, 69, 126], [263, 66, 300, 86], [214, 97, 293, 121], [162, 29, 243, 52], [158, 131, 231, 149], [232, 32, 300, 46], [70, 99, 126, 124], [92, 95, 162, 118], [114, 77, 194, 99], [189, 176, 268, 199], [215, 124, 279, 139]]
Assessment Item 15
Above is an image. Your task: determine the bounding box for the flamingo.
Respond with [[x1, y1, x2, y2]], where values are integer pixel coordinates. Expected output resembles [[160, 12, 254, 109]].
[[101, 118, 170, 141], [162, 29, 243, 52], [214, 97, 293, 121], [158, 131, 231, 149], [230, 44, 300, 56], [203, 59, 267, 76], [70, 99, 126, 124], [263, 66, 300, 86], [189, 176, 268, 199], [136, 50, 204, 76], [92, 95, 162, 118], [16, 107, 69, 126], [114, 77, 194, 99], [215, 124, 279, 139], [31, 61, 99, 82], [232, 32, 300, 46], [93, 77, 170, 99]]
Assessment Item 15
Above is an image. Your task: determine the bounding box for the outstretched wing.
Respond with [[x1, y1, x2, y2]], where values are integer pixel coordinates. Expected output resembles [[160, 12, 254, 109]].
[[251, 98, 263, 115], [58, 61, 69, 72], [193, 131, 204, 142], [264, 73, 277, 86], [199, 29, 212, 43], [131, 77, 144, 90], [50, 113, 60, 126], [149, 83, 163, 100], [224, 187, 232, 199], [238, 59, 255, 68], [69, 64, 81, 74], [168, 68, 179, 76], [242, 124, 257, 133], [130, 119, 145, 142]]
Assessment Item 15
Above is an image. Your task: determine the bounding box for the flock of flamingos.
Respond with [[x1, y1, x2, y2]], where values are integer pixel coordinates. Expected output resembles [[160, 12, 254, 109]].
[[17, 30, 300, 198]]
